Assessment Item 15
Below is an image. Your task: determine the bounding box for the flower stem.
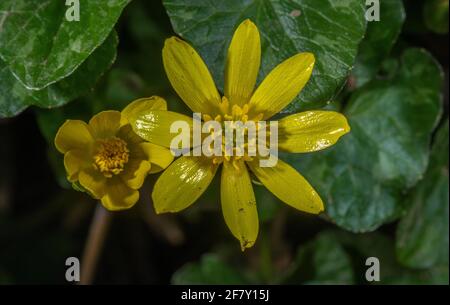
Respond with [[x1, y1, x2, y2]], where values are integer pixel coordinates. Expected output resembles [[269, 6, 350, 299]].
[[80, 204, 112, 285]]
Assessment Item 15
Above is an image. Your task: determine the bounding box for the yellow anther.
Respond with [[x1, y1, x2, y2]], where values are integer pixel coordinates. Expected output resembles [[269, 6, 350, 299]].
[[203, 114, 213, 122], [93, 137, 129, 177], [204, 100, 264, 166]]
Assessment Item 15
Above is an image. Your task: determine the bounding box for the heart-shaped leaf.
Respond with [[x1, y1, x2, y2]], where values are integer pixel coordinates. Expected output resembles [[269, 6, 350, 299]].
[[0, 32, 118, 118], [0, 0, 129, 90], [290, 48, 443, 232], [163, 0, 367, 111]]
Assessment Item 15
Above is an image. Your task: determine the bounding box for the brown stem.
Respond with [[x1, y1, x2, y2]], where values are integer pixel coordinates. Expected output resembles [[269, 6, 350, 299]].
[[79, 204, 112, 285]]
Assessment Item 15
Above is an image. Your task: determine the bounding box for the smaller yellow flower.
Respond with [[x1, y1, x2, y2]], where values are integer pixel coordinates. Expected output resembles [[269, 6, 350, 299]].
[[55, 97, 174, 211]]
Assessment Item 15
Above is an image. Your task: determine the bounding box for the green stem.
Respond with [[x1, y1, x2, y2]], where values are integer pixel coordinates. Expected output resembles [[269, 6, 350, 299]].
[[79, 204, 112, 285]]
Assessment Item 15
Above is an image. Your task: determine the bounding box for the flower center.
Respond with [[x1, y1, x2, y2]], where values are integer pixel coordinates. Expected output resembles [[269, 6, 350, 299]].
[[93, 137, 130, 177], [202, 96, 264, 170]]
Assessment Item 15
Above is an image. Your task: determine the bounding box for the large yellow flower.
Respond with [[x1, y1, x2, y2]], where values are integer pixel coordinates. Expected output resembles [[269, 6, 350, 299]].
[[55, 97, 174, 211], [128, 20, 350, 250]]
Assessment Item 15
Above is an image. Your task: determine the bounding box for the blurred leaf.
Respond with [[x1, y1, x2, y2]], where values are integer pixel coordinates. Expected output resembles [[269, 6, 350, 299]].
[[352, 0, 405, 87], [253, 183, 280, 223], [0, 0, 129, 90], [283, 232, 354, 284], [163, 0, 367, 111], [0, 32, 118, 118], [424, 0, 449, 34], [171, 253, 248, 284], [396, 120, 449, 269], [334, 231, 449, 284], [291, 48, 443, 232]]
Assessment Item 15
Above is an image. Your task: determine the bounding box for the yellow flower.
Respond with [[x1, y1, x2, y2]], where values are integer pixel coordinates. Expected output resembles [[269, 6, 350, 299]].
[[55, 97, 174, 211], [128, 20, 350, 250]]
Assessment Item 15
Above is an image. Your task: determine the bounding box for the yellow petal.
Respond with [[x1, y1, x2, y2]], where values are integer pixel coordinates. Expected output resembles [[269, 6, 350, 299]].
[[249, 53, 315, 120], [78, 168, 107, 199], [129, 110, 193, 148], [278, 111, 350, 153], [140, 143, 174, 174], [225, 19, 261, 106], [163, 37, 221, 114], [120, 158, 152, 190], [54, 120, 94, 153], [152, 156, 218, 214], [88, 110, 122, 139], [101, 176, 140, 211], [221, 160, 258, 250], [121, 96, 168, 126], [247, 158, 324, 214], [64, 149, 91, 182]]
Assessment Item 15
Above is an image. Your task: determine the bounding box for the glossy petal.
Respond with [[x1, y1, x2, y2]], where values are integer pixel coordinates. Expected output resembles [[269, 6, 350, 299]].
[[88, 110, 122, 139], [140, 143, 174, 174], [121, 96, 168, 126], [249, 53, 315, 120], [121, 159, 152, 190], [221, 160, 258, 250], [54, 120, 94, 153], [248, 158, 324, 214], [129, 110, 193, 148], [101, 176, 140, 211], [78, 168, 107, 199], [152, 156, 218, 214], [224, 19, 261, 106], [278, 111, 350, 153], [64, 149, 91, 182], [163, 37, 221, 114]]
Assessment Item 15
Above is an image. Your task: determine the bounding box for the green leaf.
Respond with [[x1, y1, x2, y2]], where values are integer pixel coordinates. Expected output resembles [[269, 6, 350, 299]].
[[333, 231, 449, 284], [282, 232, 354, 284], [290, 48, 443, 232], [0, 32, 118, 118], [424, 0, 449, 34], [396, 120, 449, 269], [0, 0, 129, 90], [163, 0, 367, 110], [352, 0, 405, 87], [171, 254, 248, 284]]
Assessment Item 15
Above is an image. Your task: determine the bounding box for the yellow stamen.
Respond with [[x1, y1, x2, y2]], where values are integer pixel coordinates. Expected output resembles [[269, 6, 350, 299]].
[[93, 137, 129, 177], [206, 101, 263, 166]]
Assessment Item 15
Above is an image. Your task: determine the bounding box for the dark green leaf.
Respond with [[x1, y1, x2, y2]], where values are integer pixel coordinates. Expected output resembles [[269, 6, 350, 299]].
[[424, 0, 449, 34], [333, 231, 449, 284], [396, 120, 449, 269], [290, 48, 443, 232], [0, 0, 129, 90], [283, 232, 354, 284], [163, 0, 367, 110], [0, 32, 118, 118], [171, 254, 248, 284], [352, 0, 405, 87]]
